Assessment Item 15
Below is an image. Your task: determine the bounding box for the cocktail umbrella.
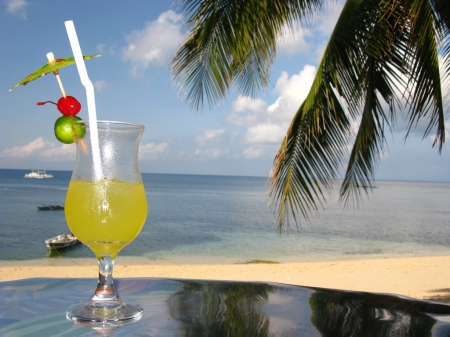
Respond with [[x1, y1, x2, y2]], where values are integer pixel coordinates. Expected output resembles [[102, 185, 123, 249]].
[[9, 53, 100, 95]]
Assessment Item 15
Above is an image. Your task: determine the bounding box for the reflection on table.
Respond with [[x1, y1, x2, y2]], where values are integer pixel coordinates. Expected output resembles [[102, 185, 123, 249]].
[[1, 278, 450, 336]]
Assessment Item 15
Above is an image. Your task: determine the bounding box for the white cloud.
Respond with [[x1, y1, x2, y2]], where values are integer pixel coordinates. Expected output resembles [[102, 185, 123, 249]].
[[277, 26, 311, 55], [96, 43, 106, 54], [122, 10, 184, 77], [96, 43, 116, 55], [225, 65, 316, 145], [139, 142, 169, 160], [5, 0, 27, 19], [0, 137, 76, 161], [94, 80, 111, 94], [41, 144, 76, 161], [270, 65, 316, 122], [243, 147, 263, 159], [246, 124, 286, 144], [226, 96, 267, 126], [196, 129, 225, 146], [275, 1, 344, 57], [0, 137, 46, 158], [194, 148, 228, 160], [316, 1, 345, 35]]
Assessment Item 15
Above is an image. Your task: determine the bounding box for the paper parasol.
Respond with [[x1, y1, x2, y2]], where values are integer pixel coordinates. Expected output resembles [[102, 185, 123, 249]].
[[9, 54, 100, 91]]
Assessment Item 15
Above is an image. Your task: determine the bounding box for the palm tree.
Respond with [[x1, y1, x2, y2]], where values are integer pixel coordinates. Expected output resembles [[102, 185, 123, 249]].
[[171, 0, 450, 231]]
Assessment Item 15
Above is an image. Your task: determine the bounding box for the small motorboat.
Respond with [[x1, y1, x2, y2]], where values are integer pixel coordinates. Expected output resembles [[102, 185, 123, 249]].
[[37, 205, 64, 211], [45, 234, 80, 250]]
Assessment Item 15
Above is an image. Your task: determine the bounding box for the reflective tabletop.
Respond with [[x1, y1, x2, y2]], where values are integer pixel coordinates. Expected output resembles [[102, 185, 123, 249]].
[[1, 278, 450, 336]]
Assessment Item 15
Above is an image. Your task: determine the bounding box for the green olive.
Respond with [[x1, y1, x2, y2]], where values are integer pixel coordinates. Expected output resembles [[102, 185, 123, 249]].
[[54, 116, 86, 144]]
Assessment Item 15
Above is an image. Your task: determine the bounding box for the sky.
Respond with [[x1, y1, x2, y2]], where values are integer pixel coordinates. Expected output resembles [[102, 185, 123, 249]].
[[1, 0, 449, 182]]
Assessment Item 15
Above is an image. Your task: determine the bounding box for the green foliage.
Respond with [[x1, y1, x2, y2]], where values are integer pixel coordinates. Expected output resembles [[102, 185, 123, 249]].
[[172, 0, 450, 232], [171, 0, 325, 110], [238, 260, 280, 264]]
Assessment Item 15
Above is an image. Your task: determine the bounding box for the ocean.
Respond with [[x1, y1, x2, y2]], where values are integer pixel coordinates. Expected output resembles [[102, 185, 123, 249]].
[[0, 168, 449, 264]]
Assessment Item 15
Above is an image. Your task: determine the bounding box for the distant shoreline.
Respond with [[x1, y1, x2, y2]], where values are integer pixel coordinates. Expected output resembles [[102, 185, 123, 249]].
[[2, 250, 450, 267], [1, 255, 450, 303], [1, 168, 449, 183]]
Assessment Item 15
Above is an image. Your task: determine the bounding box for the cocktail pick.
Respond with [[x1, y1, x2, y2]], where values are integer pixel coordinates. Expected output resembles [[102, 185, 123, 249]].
[[46, 52, 67, 98]]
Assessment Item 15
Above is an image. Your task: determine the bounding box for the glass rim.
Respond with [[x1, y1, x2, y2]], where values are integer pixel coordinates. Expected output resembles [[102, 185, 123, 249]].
[[76, 120, 145, 129]]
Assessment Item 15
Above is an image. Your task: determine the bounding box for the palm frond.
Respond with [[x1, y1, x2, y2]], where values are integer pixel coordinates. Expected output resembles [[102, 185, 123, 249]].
[[402, 0, 447, 151], [173, 0, 450, 231], [270, 0, 450, 230], [340, 0, 408, 205], [269, 87, 351, 231], [340, 58, 396, 206], [172, 0, 327, 110], [269, 0, 373, 231]]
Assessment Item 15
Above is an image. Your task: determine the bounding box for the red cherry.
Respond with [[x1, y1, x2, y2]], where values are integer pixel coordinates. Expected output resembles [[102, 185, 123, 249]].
[[57, 96, 81, 116]]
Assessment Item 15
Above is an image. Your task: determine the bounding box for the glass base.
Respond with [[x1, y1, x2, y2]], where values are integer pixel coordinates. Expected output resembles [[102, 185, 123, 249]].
[[66, 299, 143, 326]]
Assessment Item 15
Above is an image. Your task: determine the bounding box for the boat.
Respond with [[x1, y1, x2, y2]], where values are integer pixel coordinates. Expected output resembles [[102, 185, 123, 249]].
[[37, 205, 64, 211], [24, 170, 53, 179], [45, 234, 80, 250]]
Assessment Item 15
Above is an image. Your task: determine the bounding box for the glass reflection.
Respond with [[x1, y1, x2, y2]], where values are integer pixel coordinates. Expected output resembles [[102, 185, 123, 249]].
[[169, 281, 273, 336], [309, 289, 450, 337], [168, 280, 450, 337]]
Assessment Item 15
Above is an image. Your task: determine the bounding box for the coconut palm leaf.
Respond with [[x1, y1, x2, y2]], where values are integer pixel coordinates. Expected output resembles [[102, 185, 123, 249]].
[[269, 0, 382, 228], [339, 0, 408, 205], [171, 0, 326, 110], [271, 0, 448, 229], [402, 0, 447, 150], [172, 0, 450, 232]]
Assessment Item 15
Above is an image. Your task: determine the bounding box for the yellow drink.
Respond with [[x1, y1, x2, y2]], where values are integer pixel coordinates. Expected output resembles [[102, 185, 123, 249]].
[[65, 179, 147, 257]]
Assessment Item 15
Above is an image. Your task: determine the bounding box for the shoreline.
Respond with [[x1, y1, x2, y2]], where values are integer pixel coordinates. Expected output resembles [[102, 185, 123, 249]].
[[1, 255, 450, 303]]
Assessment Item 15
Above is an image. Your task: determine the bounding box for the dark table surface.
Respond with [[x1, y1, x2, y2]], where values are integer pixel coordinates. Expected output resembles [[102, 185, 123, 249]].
[[1, 277, 450, 336]]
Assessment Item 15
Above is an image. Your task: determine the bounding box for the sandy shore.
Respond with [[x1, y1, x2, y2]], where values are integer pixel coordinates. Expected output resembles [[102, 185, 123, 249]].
[[1, 256, 449, 302]]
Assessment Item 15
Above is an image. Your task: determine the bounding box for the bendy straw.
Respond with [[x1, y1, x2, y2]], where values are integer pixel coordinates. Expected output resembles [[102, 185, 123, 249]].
[[64, 20, 102, 180]]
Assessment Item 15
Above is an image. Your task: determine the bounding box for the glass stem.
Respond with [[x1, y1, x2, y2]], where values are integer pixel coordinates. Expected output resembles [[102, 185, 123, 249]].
[[92, 256, 119, 302]]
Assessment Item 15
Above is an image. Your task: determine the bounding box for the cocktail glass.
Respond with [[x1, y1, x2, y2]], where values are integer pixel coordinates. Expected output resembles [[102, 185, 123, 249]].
[[65, 120, 147, 325]]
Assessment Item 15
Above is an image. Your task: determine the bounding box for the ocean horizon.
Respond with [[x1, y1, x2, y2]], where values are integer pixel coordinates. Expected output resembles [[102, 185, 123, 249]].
[[0, 168, 449, 265]]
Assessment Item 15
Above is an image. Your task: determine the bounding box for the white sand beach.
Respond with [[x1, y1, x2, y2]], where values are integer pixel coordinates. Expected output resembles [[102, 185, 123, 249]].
[[1, 255, 449, 302]]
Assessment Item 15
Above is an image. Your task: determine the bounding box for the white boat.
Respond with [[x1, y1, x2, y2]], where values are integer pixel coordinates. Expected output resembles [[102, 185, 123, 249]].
[[45, 234, 80, 250], [24, 170, 53, 179]]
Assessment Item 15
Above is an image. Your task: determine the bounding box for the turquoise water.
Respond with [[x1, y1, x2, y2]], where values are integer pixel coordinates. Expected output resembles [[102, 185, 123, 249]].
[[0, 168, 449, 263]]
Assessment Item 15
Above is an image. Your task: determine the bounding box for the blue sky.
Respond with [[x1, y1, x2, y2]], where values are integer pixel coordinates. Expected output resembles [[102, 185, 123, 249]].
[[1, 0, 449, 181]]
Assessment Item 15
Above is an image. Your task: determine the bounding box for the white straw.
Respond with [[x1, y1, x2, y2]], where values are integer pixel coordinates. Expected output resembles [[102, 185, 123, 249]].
[[64, 20, 102, 181]]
